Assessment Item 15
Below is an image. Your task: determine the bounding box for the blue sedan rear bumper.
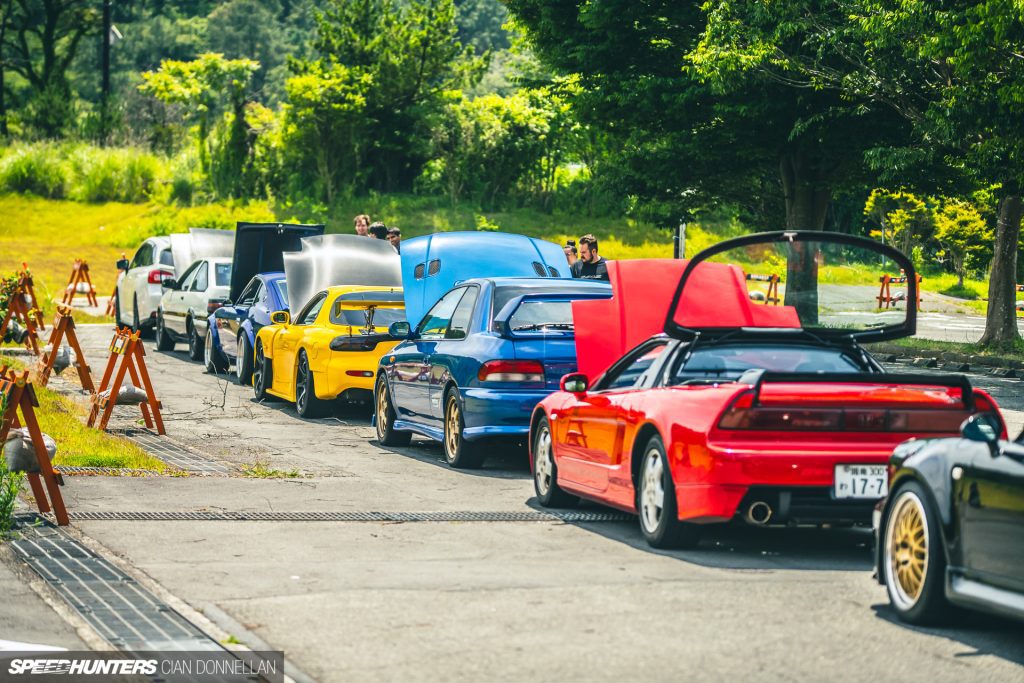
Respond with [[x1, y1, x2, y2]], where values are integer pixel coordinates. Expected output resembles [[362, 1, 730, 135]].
[[460, 387, 553, 440]]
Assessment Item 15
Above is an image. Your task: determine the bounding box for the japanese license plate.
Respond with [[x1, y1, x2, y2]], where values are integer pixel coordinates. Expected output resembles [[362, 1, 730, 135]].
[[833, 464, 888, 499]]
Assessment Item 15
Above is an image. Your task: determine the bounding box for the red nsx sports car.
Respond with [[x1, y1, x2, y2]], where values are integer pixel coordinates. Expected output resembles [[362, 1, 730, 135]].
[[529, 231, 1006, 549]]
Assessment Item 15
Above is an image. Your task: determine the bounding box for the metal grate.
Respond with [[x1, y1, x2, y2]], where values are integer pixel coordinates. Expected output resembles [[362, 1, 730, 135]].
[[110, 428, 232, 475], [9, 515, 223, 651], [70, 510, 633, 523], [55, 466, 162, 477]]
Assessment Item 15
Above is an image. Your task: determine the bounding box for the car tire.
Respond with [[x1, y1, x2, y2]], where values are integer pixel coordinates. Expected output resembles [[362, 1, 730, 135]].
[[638, 435, 701, 549], [155, 311, 174, 351], [236, 334, 254, 385], [375, 375, 412, 446], [186, 319, 203, 361], [532, 417, 578, 508], [132, 295, 141, 333], [253, 340, 276, 401], [204, 327, 228, 374], [295, 351, 329, 418], [443, 389, 484, 469], [882, 481, 956, 625]]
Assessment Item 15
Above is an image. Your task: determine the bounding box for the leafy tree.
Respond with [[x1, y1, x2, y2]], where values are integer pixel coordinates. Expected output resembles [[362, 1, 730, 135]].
[[139, 53, 258, 196], [207, 0, 286, 102], [934, 200, 993, 288], [2, 0, 99, 136], [864, 189, 933, 258], [454, 0, 509, 54]]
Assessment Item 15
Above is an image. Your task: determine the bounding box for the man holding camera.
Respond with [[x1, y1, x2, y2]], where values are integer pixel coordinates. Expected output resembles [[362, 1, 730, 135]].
[[570, 234, 609, 280]]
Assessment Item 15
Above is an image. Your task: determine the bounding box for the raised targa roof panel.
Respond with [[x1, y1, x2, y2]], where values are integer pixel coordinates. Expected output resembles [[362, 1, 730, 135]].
[[283, 234, 402, 312], [400, 231, 569, 326], [169, 228, 235, 279], [229, 222, 325, 303]]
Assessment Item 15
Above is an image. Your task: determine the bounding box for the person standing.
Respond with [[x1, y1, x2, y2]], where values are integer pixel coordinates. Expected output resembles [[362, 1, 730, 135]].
[[354, 214, 371, 237], [571, 234, 609, 280], [368, 222, 389, 240], [387, 227, 402, 253]]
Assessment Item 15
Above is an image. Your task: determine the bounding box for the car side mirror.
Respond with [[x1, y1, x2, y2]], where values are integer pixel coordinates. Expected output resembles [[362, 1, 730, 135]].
[[962, 413, 1001, 456], [388, 321, 412, 339], [271, 310, 290, 325], [116, 258, 130, 271], [560, 373, 589, 396], [162, 278, 178, 290]]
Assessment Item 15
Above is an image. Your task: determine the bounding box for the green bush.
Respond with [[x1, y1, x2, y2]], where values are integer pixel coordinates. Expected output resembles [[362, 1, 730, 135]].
[[0, 144, 69, 198], [0, 456, 26, 538], [69, 147, 164, 203]]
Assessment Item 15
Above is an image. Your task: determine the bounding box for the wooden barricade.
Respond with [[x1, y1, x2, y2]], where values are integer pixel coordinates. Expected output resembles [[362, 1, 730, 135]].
[[877, 273, 922, 311], [61, 259, 99, 307], [34, 304, 94, 391], [87, 328, 164, 435], [0, 368, 69, 526], [0, 276, 41, 355], [17, 264, 45, 331], [746, 273, 780, 305]]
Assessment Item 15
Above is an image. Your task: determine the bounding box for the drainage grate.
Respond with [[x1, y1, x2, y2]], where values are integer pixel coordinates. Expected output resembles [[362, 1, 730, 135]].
[[109, 428, 232, 475], [9, 515, 222, 651], [70, 510, 633, 523], [56, 465, 162, 477]]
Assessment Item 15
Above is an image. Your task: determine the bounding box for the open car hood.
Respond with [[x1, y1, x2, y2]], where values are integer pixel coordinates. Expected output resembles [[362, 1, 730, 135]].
[[400, 231, 569, 327], [229, 222, 324, 302], [283, 235, 402, 313], [664, 231, 916, 343], [169, 229, 235, 278]]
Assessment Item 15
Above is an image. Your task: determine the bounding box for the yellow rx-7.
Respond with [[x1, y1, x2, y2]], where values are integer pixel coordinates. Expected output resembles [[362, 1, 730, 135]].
[[253, 286, 406, 417]]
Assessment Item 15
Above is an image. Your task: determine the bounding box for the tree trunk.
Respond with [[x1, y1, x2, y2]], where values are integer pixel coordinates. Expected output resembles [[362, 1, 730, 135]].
[[978, 194, 1022, 349], [779, 148, 831, 325]]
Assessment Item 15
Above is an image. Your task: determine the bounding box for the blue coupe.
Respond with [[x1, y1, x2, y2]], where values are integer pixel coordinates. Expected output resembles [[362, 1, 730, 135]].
[[207, 221, 324, 382], [373, 231, 611, 468]]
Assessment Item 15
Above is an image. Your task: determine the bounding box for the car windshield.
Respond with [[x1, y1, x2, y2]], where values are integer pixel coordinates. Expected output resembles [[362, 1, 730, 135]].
[[671, 344, 862, 384], [332, 307, 407, 328], [274, 281, 288, 306], [508, 300, 575, 334], [215, 263, 232, 287]]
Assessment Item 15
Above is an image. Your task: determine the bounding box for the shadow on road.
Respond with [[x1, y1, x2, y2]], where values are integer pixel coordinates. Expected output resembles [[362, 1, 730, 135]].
[[377, 439, 532, 480], [871, 604, 1024, 666]]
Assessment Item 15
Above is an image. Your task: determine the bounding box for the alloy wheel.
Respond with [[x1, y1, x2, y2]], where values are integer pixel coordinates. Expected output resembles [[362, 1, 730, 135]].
[[253, 344, 265, 392], [296, 356, 309, 413], [204, 329, 213, 368], [885, 491, 929, 610], [445, 397, 461, 458], [534, 425, 554, 496], [640, 447, 665, 533], [376, 383, 389, 440], [236, 336, 246, 380]]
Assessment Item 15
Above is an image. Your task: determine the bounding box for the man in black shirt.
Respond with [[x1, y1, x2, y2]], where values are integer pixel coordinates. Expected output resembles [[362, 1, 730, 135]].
[[570, 234, 609, 280]]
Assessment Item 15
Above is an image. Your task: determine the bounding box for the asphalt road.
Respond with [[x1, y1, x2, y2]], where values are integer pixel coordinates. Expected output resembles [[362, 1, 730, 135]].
[[12, 324, 1024, 682]]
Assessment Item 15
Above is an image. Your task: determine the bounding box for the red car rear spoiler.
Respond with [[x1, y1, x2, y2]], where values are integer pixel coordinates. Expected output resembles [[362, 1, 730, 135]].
[[744, 371, 976, 411]]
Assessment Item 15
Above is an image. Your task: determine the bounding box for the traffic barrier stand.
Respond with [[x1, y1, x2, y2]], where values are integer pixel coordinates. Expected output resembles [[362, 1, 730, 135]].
[[60, 259, 99, 307], [17, 264, 45, 331], [745, 273, 780, 304], [877, 273, 922, 311], [0, 368, 70, 526], [0, 276, 41, 355], [104, 253, 127, 317], [34, 304, 94, 391], [87, 328, 164, 434]]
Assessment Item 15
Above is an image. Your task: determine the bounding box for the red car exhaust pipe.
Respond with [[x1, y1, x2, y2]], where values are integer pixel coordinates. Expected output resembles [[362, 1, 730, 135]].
[[745, 501, 773, 526]]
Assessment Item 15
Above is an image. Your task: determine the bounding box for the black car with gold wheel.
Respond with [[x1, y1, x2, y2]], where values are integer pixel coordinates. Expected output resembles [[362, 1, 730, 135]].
[[875, 413, 1024, 625]]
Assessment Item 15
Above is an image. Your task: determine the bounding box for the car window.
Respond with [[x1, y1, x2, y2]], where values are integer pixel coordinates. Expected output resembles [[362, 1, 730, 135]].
[[670, 344, 862, 384], [177, 261, 201, 290], [446, 287, 479, 340], [507, 300, 575, 335], [273, 281, 288, 307], [191, 262, 209, 292], [131, 243, 153, 269], [603, 343, 669, 391], [214, 263, 231, 287], [158, 249, 174, 266], [238, 280, 260, 306], [295, 292, 326, 326], [418, 287, 467, 340]]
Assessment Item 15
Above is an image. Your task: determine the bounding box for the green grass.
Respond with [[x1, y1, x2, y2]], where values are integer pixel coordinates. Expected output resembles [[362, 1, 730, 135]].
[[1, 353, 166, 470], [239, 459, 302, 479], [878, 336, 1024, 358]]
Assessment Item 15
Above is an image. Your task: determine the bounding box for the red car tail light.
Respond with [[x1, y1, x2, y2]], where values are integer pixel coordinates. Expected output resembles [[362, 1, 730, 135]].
[[148, 269, 173, 284], [718, 389, 997, 432], [478, 360, 544, 383]]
